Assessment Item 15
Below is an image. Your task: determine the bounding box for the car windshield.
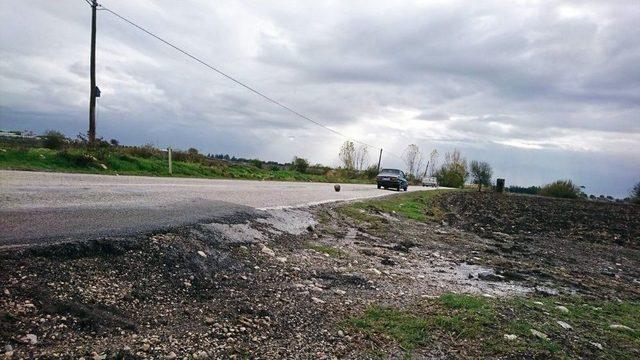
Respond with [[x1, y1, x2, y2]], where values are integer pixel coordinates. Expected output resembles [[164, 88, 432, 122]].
[[379, 169, 400, 175]]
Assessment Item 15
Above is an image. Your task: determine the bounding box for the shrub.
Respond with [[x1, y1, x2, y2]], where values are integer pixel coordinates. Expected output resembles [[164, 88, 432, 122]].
[[42, 130, 66, 150], [539, 180, 581, 199], [364, 165, 380, 179], [59, 151, 98, 167], [632, 182, 640, 204], [434, 168, 465, 188], [249, 159, 262, 169], [508, 186, 540, 195], [124, 144, 161, 159], [292, 156, 309, 173]]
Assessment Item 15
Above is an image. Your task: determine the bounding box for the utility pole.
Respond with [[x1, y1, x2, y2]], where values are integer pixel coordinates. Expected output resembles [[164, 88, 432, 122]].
[[88, 0, 97, 145], [377, 148, 383, 172]]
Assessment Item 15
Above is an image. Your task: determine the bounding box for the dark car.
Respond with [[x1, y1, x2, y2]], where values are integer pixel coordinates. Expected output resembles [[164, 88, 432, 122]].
[[376, 168, 408, 191]]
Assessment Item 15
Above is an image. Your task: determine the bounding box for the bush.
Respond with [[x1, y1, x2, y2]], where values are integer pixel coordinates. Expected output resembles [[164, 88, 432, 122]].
[[632, 182, 640, 204], [434, 168, 465, 188], [508, 186, 540, 195], [124, 144, 161, 159], [249, 159, 262, 169], [364, 165, 380, 179], [42, 130, 66, 150], [292, 156, 309, 173], [538, 180, 581, 199]]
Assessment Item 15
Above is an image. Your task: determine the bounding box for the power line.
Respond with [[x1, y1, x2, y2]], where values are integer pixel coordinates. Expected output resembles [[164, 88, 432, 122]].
[[95, 2, 404, 155]]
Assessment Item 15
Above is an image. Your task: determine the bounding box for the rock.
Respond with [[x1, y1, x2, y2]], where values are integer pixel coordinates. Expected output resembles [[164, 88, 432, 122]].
[[503, 334, 518, 341], [197, 350, 209, 358], [334, 289, 346, 296], [334, 184, 341, 192], [311, 297, 325, 304], [3, 289, 9, 296], [197, 251, 207, 258], [609, 324, 634, 331], [99, 163, 108, 170], [337, 330, 345, 337], [93, 353, 107, 360], [141, 343, 150, 352], [205, 317, 215, 325], [369, 268, 382, 275], [557, 320, 572, 330], [530, 329, 548, 340], [535, 286, 559, 296], [22, 334, 38, 345], [183, 281, 192, 288], [306, 224, 315, 232], [589, 342, 604, 350], [4, 345, 13, 353], [166, 352, 177, 359], [261, 246, 275, 257], [556, 305, 569, 313], [276, 257, 287, 263], [533, 301, 544, 306], [478, 271, 505, 281]]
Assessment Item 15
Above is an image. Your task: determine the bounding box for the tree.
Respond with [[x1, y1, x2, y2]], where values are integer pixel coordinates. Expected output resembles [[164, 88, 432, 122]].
[[355, 145, 369, 171], [402, 144, 423, 179], [470, 160, 493, 192], [292, 156, 309, 173], [109, 139, 120, 146], [426, 149, 439, 177], [434, 149, 468, 188], [339, 141, 356, 170], [631, 182, 640, 204], [42, 130, 66, 150]]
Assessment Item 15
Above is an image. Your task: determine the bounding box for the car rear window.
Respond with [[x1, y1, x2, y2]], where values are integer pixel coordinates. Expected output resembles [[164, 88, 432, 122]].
[[380, 169, 400, 174]]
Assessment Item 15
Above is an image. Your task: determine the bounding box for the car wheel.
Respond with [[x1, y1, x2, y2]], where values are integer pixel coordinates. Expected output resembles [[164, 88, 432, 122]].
[[404, 186, 408, 191], [377, 184, 381, 189]]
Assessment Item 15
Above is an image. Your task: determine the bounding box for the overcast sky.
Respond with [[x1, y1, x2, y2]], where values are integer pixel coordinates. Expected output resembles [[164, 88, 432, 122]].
[[1, 0, 639, 197]]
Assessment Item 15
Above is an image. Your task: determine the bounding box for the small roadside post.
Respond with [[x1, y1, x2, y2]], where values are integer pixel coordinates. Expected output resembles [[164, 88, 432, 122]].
[[168, 147, 173, 175], [496, 178, 505, 193], [377, 148, 383, 172]]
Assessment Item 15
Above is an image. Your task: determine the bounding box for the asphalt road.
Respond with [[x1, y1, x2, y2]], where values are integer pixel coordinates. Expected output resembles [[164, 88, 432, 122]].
[[1, 170, 429, 247]]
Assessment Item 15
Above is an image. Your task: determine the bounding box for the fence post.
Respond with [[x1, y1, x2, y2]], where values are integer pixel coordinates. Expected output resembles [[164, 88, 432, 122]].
[[168, 147, 173, 175]]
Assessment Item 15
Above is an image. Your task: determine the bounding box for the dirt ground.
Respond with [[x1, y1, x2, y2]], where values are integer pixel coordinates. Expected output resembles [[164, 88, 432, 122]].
[[1, 191, 638, 359]]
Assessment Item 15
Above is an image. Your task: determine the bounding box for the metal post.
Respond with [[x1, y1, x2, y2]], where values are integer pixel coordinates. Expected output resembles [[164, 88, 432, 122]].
[[377, 148, 382, 172], [88, 0, 97, 145], [168, 147, 173, 175]]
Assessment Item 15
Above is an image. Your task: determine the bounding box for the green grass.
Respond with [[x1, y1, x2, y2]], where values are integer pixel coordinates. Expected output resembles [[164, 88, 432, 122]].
[[338, 189, 454, 228], [345, 293, 640, 358], [307, 243, 347, 258], [0, 147, 371, 183], [346, 306, 431, 350]]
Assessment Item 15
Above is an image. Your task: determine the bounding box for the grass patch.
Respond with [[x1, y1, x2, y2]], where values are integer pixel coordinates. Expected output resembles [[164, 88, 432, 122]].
[[345, 293, 640, 358], [307, 243, 346, 258], [346, 306, 430, 350], [339, 189, 454, 225], [0, 147, 373, 184]]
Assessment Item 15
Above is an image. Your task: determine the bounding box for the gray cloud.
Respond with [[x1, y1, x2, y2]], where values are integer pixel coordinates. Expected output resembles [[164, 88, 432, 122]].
[[1, 0, 639, 197]]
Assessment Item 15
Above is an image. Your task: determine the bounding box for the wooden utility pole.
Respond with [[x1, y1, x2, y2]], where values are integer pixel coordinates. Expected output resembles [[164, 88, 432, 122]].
[[377, 148, 383, 172], [88, 0, 97, 145]]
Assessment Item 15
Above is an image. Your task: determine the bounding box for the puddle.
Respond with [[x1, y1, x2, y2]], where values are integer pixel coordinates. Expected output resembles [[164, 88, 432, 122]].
[[256, 209, 316, 235]]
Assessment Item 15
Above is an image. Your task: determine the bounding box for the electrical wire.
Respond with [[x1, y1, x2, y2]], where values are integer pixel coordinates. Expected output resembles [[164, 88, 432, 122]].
[[87, 1, 406, 160]]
